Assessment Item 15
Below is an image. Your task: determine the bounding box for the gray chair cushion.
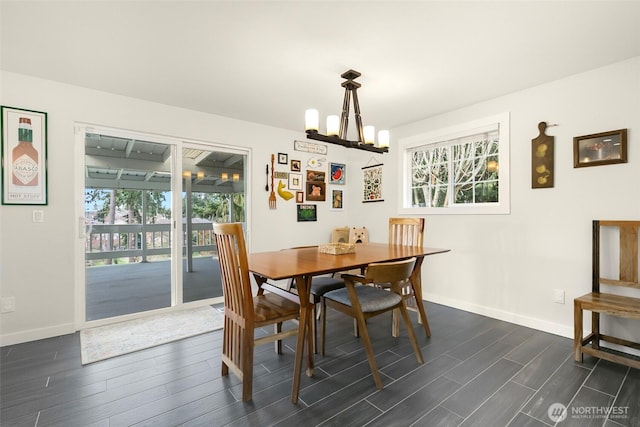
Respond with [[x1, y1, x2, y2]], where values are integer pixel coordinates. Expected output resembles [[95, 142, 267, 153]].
[[310, 277, 345, 296], [324, 286, 402, 313]]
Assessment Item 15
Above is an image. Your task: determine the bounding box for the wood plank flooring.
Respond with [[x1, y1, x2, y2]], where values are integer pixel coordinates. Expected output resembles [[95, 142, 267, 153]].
[[1, 302, 639, 426]]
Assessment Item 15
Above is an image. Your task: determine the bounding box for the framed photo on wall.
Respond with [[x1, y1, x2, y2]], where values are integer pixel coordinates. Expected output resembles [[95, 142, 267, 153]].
[[573, 129, 627, 168], [297, 204, 317, 221], [331, 188, 344, 210], [330, 162, 345, 184], [1, 106, 48, 205]]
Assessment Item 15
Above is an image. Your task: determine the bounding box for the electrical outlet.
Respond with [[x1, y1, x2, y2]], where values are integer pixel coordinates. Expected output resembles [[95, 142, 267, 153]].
[[1, 297, 16, 313], [33, 210, 44, 222], [553, 289, 565, 304]]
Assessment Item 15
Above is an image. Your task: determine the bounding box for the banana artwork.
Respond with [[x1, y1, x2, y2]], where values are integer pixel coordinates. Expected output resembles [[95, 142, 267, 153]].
[[277, 180, 294, 201]]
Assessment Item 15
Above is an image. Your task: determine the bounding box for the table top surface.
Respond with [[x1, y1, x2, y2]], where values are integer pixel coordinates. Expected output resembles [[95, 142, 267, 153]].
[[248, 242, 450, 280]]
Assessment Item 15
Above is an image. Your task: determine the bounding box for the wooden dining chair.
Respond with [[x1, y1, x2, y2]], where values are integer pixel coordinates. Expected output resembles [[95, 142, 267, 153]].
[[213, 223, 300, 401], [321, 258, 424, 390], [259, 246, 345, 355], [387, 217, 428, 337]]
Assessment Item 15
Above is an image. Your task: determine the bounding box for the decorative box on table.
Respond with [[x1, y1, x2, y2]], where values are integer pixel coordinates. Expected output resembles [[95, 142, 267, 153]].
[[318, 243, 356, 255]]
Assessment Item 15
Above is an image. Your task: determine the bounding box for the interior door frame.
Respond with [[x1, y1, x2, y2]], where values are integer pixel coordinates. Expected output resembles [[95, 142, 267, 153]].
[[74, 123, 251, 330]]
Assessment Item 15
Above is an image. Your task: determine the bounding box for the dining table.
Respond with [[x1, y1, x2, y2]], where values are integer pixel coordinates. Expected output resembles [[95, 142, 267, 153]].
[[247, 242, 450, 403]]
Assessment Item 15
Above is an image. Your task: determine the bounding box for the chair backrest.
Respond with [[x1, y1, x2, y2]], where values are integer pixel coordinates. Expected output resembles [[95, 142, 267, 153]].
[[593, 220, 640, 292], [389, 217, 424, 247], [364, 257, 416, 288], [213, 222, 254, 322]]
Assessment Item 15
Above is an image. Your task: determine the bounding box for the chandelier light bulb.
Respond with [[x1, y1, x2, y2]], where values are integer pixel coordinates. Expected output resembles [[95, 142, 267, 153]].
[[378, 130, 390, 148], [305, 109, 319, 132], [326, 115, 339, 136], [363, 126, 375, 145]]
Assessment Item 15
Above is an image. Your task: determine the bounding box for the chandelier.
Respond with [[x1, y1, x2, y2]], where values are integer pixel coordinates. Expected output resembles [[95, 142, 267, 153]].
[[304, 70, 389, 153]]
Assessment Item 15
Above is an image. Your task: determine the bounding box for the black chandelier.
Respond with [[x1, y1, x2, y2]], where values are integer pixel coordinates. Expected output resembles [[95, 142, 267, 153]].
[[305, 70, 389, 153]]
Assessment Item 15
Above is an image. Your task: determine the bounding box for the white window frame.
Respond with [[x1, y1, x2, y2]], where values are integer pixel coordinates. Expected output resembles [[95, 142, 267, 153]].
[[398, 112, 510, 215]]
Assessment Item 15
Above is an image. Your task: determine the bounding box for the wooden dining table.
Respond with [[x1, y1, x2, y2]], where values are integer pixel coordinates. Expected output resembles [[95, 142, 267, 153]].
[[248, 242, 450, 403]]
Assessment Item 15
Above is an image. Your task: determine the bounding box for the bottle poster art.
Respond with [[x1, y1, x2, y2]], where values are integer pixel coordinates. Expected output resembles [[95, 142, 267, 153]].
[[1, 106, 48, 205]]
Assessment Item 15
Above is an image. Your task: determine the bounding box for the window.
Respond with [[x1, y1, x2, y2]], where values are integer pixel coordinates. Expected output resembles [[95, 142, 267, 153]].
[[399, 113, 510, 214]]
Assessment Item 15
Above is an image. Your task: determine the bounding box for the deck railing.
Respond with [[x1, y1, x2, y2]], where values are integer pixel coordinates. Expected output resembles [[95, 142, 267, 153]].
[[85, 222, 216, 262]]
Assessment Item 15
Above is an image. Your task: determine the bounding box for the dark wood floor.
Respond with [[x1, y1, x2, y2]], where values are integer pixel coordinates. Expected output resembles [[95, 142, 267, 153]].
[[1, 302, 639, 427]]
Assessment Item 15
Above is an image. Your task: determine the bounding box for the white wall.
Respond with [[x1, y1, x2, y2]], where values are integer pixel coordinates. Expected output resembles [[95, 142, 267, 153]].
[[0, 71, 356, 345], [350, 57, 640, 338], [2, 57, 639, 346]]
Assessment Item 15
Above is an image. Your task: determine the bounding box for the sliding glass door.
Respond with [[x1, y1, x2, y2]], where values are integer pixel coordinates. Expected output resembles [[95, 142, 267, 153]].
[[81, 126, 247, 323], [181, 145, 246, 303]]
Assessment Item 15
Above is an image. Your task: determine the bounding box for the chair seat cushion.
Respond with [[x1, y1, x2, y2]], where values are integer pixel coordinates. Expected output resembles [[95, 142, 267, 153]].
[[324, 286, 402, 313], [310, 277, 345, 296]]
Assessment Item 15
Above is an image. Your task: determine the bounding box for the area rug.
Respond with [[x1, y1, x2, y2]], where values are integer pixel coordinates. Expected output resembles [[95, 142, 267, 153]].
[[80, 306, 224, 364]]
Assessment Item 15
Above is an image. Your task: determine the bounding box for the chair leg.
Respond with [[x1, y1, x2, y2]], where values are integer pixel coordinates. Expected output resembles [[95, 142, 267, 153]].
[[592, 312, 600, 350], [311, 304, 317, 354], [392, 308, 400, 337], [242, 336, 254, 401], [354, 314, 384, 390], [574, 300, 584, 362], [321, 298, 327, 356], [398, 303, 424, 364], [275, 322, 282, 354]]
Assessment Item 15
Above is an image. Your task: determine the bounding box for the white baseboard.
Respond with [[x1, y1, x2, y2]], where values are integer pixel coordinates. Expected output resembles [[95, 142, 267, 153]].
[[425, 293, 573, 339], [0, 323, 76, 347]]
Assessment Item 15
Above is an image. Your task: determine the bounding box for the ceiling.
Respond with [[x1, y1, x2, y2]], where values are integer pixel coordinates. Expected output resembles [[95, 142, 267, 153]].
[[84, 133, 245, 193], [2, 1, 640, 136]]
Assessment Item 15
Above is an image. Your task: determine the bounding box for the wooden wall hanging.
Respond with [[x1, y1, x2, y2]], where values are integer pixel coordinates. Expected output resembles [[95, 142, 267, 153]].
[[531, 122, 555, 189]]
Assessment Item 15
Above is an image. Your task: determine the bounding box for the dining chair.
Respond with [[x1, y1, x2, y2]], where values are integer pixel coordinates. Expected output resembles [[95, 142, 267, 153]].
[[213, 222, 300, 401], [321, 257, 424, 390], [387, 217, 428, 337], [264, 246, 345, 355]]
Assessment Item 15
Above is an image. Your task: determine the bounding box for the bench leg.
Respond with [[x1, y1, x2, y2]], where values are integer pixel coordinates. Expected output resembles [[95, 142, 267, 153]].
[[574, 300, 583, 362]]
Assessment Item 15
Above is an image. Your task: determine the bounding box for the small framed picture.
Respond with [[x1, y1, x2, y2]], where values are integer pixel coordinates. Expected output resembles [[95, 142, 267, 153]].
[[330, 162, 346, 184], [296, 191, 304, 203], [2, 106, 48, 205], [331, 188, 344, 210], [306, 169, 325, 182], [278, 152, 288, 164], [297, 204, 317, 222], [573, 129, 627, 168], [291, 159, 301, 172], [288, 173, 303, 190], [306, 181, 326, 201]]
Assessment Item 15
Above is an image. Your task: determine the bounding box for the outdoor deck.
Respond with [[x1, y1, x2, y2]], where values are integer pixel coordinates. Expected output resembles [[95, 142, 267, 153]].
[[85, 256, 223, 321]]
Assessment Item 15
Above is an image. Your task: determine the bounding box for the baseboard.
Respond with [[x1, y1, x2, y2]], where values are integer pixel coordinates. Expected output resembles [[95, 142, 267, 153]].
[[424, 293, 573, 339], [0, 323, 76, 347]]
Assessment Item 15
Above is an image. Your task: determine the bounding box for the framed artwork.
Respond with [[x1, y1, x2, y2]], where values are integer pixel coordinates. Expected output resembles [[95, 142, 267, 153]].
[[330, 162, 346, 184], [297, 204, 317, 222], [573, 129, 627, 168], [306, 169, 325, 182], [331, 188, 344, 210], [277, 152, 288, 164], [296, 191, 304, 203], [306, 181, 326, 201], [291, 159, 301, 172], [1, 106, 48, 205], [288, 173, 303, 190], [362, 163, 384, 203]]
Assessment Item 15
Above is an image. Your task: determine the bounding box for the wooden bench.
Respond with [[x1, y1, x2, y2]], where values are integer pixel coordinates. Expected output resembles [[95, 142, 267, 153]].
[[574, 220, 640, 369]]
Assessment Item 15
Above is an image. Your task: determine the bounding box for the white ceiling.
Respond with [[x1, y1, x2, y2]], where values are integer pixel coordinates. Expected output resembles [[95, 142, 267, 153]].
[[2, 1, 640, 134]]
